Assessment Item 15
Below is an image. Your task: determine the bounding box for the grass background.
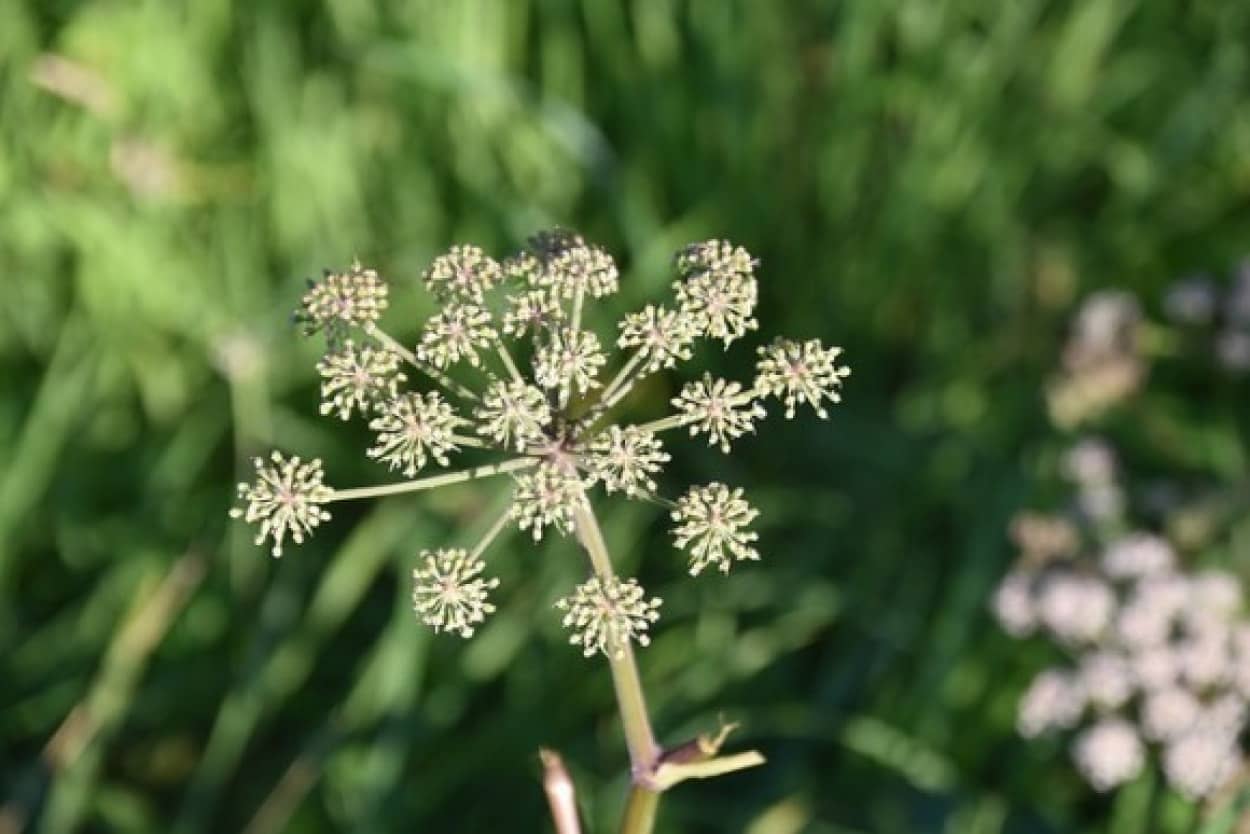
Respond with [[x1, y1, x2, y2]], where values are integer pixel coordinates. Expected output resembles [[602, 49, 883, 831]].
[[3, 1, 1250, 832]]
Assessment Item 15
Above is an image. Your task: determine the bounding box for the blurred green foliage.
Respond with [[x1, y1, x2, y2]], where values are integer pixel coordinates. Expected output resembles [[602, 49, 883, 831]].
[[3, 1, 1250, 832]]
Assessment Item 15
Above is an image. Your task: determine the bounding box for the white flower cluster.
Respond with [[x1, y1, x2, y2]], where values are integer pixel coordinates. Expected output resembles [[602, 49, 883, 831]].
[[412, 548, 500, 638], [295, 261, 388, 341], [367, 391, 466, 476], [1061, 437, 1126, 524], [316, 341, 405, 421], [232, 231, 849, 655], [229, 452, 333, 558], [995, 525, 1250, 798], [1162, 261, 1250, 373], [555, 576, 662, 659], [1046, 291, 1145, 428]]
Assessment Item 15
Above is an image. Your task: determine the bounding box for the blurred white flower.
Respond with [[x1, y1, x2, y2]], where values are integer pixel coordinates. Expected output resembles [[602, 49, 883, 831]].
[[1162, 276, 1218, 325], [1116, 600, 1173, 649], [1062, 438, 1118, 485], [1141, 686, 1200, 742], [1134, 572, 1191, 619], [1008, 513, 1079, 559], [1018, 669, 1085, 738], [1037, 575, 1115, 644], [1073, 719, 1144, 792], [1164, 729, 1239, 799], [1079, 651, 1134, 710], [1101, 534, 1174, 580], [1177, 629, 1232, 690], [1190, 570, 1243, 618], [1197, 692, 1247, 736], [1215, 329, 1250, 372], [1130, 646, 1180, 690], [992, 570, 1037, 637]]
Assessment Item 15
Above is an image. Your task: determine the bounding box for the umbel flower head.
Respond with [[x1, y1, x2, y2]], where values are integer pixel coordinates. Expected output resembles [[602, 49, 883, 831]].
[[367, 391, 467, 476], [230, 452, 333, 557], [230, 230, 850, 657], [993, 509, 1250, 800], [556, 576, 662, 659], [671, 483, 761, 576], [316, 340, 405, 420], [421, 244, 503, 304], [412, 548, 501, 638], [295, 261, 388, 342]]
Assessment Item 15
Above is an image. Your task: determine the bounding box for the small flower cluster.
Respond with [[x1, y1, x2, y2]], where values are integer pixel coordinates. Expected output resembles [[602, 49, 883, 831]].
[[995, 520, 1250, 798], [1061, 437, 1126, 525], [294, 261, 388, 343], [412, 548, 500, 638], [231, 231, 849, 658], [556, 576, 663, 659], [229, 452, 333, 558], [1046, 291, 1145, 428], [1047, 259, 1250, 431], [1162, 259, 1250, 373]]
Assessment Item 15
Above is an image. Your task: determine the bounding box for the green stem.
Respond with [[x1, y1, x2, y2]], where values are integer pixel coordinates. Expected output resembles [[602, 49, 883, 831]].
[[365, 323, 479, 401], [569, 494, 662, 774], [571, 286, 585, 335], [600, 351, 644, 406], [632, 414, 688, 435], [576, 352, 645, 436], [634, 388, 764, 435], [328, 457, 536, 503], [566, 487, 765, 834], [618, 787, 659, 834], [494, 339, 525, 386], [470, 503, 515, 560]]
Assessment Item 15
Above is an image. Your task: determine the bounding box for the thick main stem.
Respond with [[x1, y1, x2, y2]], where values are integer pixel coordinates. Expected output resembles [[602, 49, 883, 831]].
[[618, 787, 659, 834], [570, 496, 663, 834]]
